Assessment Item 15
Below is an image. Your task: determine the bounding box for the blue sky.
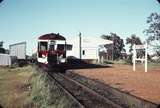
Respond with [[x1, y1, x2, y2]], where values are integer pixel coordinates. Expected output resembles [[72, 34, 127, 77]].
[[0, 0, 160, 55]]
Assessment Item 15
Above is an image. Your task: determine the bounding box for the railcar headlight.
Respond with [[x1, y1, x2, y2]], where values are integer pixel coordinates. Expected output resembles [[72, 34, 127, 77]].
[[60, 58, 66, 63], [42, 54, 46, 58], [60, 54, 63, 58]]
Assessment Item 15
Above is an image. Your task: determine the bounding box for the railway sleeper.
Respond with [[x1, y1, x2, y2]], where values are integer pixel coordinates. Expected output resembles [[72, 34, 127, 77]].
[[53, 73, 123, 108], [65, 71, 158, 108]]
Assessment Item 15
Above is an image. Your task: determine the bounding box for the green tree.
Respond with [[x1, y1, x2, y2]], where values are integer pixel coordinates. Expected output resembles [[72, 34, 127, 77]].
[[126, 34, 142, 52], [101, 33, 125, 60], [144, 12, 160, 54], [0, 0, 3, 3], [126, 34, 143, 64]]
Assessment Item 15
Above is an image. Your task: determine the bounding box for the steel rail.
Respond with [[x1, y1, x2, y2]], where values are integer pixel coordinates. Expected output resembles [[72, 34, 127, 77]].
[[56, 73, 123, 108], [47, 72, 85, 108]]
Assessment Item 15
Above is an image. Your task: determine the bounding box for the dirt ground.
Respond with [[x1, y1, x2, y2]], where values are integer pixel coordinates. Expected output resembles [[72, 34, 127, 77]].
[[73, 63, 160, 104], [0, 66, 33, 108]]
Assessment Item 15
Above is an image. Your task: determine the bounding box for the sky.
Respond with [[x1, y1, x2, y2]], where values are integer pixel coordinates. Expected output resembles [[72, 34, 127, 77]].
[[0, 0, 160, 55]]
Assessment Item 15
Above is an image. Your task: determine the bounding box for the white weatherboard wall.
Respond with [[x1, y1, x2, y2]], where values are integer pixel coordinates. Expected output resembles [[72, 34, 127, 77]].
[[66, 36, 113, 60], [66, 37, 80, 59]]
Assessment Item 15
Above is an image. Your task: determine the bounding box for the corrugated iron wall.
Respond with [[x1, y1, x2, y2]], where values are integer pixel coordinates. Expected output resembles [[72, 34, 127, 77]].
[[0, 54, 11, 66], [9, 42, 26, 59]]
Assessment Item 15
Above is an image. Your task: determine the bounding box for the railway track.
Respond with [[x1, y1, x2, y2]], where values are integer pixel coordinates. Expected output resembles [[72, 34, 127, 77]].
[[65, 71, 159, 108], [36, 64, 158, 108], [48, 72, 123, 108], [47, 72, 85, 108]]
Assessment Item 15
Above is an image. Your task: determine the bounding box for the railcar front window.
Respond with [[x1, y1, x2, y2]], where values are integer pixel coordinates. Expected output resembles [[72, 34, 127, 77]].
[[49, 45, 55, 51], [39, 42, 48, 51], [49, 41, 55, 51]]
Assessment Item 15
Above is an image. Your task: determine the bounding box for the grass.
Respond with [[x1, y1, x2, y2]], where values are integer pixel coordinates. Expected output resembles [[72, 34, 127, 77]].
[[0, 65, 78, 108], [104, 59, 160, 67], [147, 62, 160, 70], [104, 59, 127, 65], [31, 66, 78, 108], [0, 65, 33, 108]]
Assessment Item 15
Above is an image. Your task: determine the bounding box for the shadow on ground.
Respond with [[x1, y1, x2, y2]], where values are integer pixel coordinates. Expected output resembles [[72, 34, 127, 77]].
[[65, 59, 111, 70], [0, 104, 3, 108]]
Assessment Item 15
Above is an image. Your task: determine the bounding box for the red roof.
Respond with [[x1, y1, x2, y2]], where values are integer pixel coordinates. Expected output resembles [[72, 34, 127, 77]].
[[38, 33, 66, 40]]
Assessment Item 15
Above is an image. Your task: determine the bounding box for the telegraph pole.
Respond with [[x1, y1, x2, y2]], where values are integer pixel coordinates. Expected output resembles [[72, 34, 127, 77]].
[[112, 36, 114, 61], [79, 32, 82, 60], [0, 0, 3, 3]]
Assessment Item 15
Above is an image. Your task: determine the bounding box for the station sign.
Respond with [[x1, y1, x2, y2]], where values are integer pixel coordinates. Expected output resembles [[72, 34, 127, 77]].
[[135, 45, 145, 49]]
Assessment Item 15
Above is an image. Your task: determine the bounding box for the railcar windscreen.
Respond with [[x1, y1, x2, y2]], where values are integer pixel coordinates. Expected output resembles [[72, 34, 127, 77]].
[[49, 45, 55, 51], [39, 42, 48, 51]]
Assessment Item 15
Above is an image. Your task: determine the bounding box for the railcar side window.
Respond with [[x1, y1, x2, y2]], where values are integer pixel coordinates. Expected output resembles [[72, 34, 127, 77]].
[[57, 44, 65, 50]]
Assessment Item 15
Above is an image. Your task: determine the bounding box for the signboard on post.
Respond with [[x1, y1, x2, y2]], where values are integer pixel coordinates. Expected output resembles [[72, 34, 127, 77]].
[[133, 43, 148, 72], [135, 45, 145, 49]]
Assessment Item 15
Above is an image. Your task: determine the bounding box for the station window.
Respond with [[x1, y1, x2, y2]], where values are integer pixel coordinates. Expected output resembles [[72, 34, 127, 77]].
[[66, 44, 72, 50], [83, 50, 85, 55]]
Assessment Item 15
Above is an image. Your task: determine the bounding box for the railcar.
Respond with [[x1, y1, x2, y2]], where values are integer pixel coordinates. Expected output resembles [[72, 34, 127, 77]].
[[37, 33, 67, 69]]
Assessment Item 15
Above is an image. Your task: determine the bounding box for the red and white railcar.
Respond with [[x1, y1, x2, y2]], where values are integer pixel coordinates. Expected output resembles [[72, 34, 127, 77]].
[[37, 33, 67, 67]]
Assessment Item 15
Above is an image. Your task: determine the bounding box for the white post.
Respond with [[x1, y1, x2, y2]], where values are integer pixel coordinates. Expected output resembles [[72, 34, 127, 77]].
[[97, 48, 100, 63], [145, 43, 148, 72], [101, 56, 104, 63], [133, 44, 136, 71]]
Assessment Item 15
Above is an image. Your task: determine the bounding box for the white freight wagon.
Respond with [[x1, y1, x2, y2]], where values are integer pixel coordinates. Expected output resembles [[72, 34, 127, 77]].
[[66, 36, 113, 63], [9, 42, 26, 59]]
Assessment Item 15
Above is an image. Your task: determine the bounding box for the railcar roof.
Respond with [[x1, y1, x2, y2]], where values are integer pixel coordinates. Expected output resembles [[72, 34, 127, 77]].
[[38, 33, 66, 40]]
